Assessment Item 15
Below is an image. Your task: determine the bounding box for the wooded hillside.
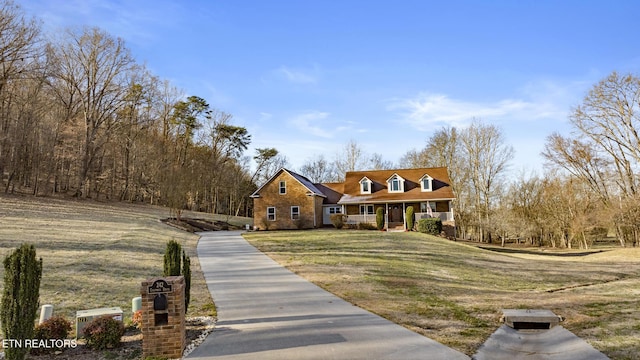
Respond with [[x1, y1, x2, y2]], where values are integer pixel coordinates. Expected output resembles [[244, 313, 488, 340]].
[[0, 1, 279, 217]]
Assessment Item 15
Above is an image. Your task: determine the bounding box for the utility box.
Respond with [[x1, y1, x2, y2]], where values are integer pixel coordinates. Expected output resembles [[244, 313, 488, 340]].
[[76, 307, 123, 338]]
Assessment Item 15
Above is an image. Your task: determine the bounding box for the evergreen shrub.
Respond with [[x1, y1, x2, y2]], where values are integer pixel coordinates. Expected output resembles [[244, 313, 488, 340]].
[[376, 208, 385, 230], [417, 218, 442, 235], [1, 244, 43, 360], [406, 206, 415, 231], [163, 240, 192, 313]]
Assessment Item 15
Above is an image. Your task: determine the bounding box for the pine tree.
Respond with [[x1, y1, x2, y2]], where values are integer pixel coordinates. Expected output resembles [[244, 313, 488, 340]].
[[1, 244, 43, 360]]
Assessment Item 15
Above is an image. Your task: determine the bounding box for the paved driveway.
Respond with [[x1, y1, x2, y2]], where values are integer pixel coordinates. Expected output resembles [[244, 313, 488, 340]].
[[186, 231, 469, 360]]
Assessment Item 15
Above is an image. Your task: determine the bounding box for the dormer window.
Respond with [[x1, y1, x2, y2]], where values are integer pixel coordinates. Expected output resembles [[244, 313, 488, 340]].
[[386, 174, 405, 193], [420, 174, 433, 192], [359, 177, 372, 194]]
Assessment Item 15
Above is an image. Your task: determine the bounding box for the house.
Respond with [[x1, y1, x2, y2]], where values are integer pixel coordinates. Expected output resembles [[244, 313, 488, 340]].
[[250, 167, 455, 233]]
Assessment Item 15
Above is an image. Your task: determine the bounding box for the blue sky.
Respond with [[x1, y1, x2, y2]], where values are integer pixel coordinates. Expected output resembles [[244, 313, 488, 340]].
[[20, 0, 640, 174]]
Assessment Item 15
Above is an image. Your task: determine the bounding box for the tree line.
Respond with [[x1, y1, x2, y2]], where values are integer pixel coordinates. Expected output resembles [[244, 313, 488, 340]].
[[296, 73, 640, 249], [0, 1, 280, 218], [395, 73, 640, 248]]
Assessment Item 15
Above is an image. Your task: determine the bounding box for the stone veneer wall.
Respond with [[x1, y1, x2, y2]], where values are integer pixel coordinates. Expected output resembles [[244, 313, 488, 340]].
[[140, 276, 186, 359]]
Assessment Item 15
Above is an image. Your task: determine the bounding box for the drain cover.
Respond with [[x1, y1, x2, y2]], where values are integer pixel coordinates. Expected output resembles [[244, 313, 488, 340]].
[[502, 309, 561, 330]]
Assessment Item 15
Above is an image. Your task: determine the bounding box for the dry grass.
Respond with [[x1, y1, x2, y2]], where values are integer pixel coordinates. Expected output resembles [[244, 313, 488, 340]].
[[0, 194, 244, 326], [243, 229, 640, 359]]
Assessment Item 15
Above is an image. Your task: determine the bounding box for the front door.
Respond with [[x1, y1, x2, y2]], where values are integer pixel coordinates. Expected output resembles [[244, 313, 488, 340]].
[[391, 205, 402, 223]]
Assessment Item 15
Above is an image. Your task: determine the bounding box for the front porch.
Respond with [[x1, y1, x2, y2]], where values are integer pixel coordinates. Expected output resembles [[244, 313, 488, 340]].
[[345, 211, 454, 226], [323, 200, 455, 232]]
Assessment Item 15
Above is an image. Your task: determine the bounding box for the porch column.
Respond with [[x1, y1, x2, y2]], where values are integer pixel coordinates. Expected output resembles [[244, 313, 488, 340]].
[[385, 203, 389, 232], [402, 202, 406, 231]]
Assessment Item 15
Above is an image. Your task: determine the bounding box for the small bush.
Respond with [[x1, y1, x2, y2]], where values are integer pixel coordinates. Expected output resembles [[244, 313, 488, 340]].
[[357, 222, 377, 230], [131, 310, 143, 329], [260, 216, 271, 230], [32, 316, 73, 354], [417, 218, 442, 235], [376, 208, 385, 230], [83, 316, 125, 350], [293, 217, 308, 229], [330, 214, 347, 229], [417, 218, 442, 234], [406, 206, 415, 231]]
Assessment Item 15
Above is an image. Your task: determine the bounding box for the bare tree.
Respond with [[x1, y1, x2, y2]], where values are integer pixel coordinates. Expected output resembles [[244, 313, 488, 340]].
[[461, 120, 514, 242], [0, 0, 42, 193], [571, 72, 640, 198], [48, 27, 135, 197], [299, 154, 339, 183], [368, 152, 394, 170], [400, 127, 472, 238], [542, 133, 611, 204], [333, 139, 368, 179], [543, 72, 640, 246]]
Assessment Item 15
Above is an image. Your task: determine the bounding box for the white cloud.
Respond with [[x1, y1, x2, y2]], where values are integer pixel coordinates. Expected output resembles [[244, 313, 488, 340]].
[[387, 81, 580, 131], [289, 111, 333, 138], [275, 66, 318, 84]]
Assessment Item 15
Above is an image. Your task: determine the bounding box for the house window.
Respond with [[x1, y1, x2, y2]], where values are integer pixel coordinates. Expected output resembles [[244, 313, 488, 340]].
[[329, 207, 342, 214], [291, 206, 300, 220], [267, 207, 276, 221], [279, 181, 286, 194], [359, 204, 374, 215], [391, 178, 400, 191], [420, 174, 433, 192], [420, 202, 436, 213], [359, 177, 372, 194], [387, 174, 404, 193]]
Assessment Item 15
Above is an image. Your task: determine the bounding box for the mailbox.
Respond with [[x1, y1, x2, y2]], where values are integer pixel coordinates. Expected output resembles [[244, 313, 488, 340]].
[[141, 276, 186, 359], [153, 293, 167, 311]]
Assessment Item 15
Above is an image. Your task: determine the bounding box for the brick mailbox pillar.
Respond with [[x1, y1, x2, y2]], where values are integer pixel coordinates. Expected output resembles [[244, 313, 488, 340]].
[[141, 276, 186, 359]]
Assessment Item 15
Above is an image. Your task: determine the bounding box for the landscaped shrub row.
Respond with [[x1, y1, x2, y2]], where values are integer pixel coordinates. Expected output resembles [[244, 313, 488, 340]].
[[1, 244, 129, 358], [357, 222, 378, 230], [417, 218, 442, 235]]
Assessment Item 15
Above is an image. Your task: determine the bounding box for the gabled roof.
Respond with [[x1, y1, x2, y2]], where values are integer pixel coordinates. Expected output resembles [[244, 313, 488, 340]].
[[336, 167, 455, 204], [250, 168, 326, 198], [385, 173, 405, 182]]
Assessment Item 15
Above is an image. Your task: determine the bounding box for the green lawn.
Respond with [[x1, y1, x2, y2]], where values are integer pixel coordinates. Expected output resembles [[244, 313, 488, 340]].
[[243, 229, 640, 358]]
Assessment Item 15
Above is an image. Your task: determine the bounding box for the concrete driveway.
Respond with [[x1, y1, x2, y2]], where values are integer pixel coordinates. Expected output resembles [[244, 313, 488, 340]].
[[186, 231, 469, 360]]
